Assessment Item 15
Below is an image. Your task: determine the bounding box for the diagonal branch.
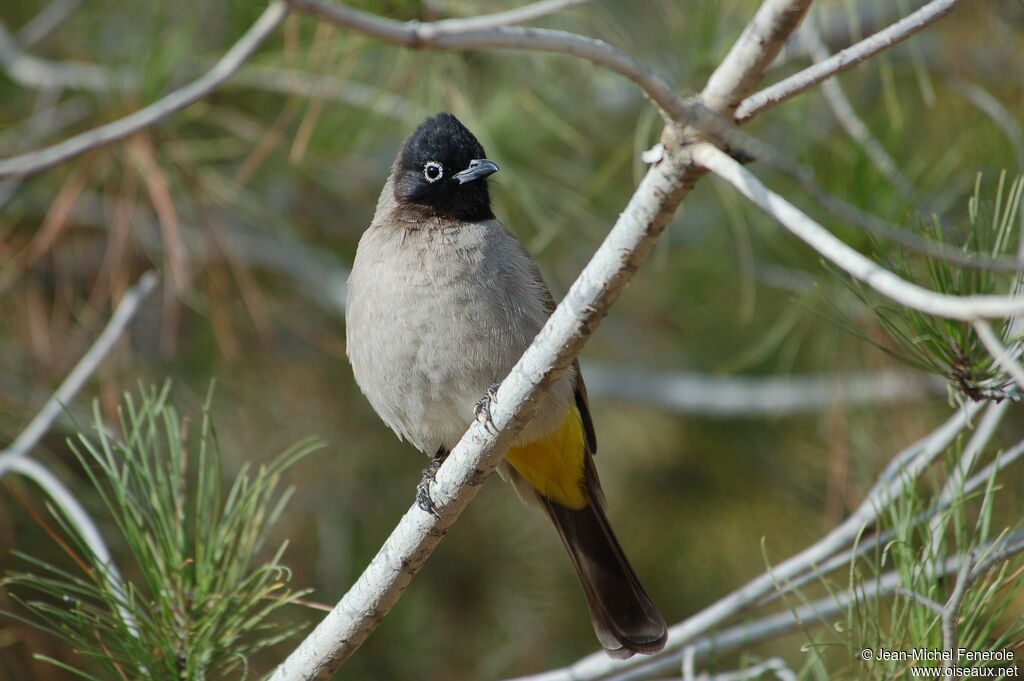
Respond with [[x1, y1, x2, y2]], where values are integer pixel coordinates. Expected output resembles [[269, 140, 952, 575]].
[[0, 271, 160, 467], [736, 0, 962, 122], [701, 0, 811, 116], [0, 2, 289, 178], [692, 143, 1024, 320]]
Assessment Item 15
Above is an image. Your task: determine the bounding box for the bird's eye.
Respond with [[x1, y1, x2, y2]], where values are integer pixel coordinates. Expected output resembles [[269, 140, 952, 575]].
[[423, 161, 444, 183]]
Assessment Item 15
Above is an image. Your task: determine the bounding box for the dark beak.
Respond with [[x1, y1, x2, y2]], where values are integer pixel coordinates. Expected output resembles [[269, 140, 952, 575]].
[[453, 158, 499, 184]]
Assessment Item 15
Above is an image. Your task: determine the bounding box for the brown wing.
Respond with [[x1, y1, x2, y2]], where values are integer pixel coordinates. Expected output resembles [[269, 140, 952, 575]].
[[574, 367, 598, 456]]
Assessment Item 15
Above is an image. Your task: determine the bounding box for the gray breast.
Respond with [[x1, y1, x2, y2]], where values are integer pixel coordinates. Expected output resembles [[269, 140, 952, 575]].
[[346, 218, 575, 455]]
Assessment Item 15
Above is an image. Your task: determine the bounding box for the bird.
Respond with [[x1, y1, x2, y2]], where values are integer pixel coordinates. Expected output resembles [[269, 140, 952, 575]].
[[345, 111, 667, 658]]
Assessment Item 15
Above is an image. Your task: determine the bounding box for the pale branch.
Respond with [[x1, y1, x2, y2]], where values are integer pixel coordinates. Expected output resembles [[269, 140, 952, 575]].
[[425, 0, 594, 32], [689, 658, 798, 681], [701, 0, 811, 116], [736, 0, 962, 122], [0, 456, 135, 631], [951, 79, 1024, 180], [692, 143, 1024, 320], [266, 119, 704, 681], [18, 0, 84, 48], [285, 0, 693, 125], [0, 1, 288, 178], [801, 15, 915, 200], [927, 402, 1008, 560], [228, 66, 412, 121], [520, 401, 982, 681], [582, 364, 939, 417], [270, 0, 822, 674], [895, 587, 944, 614], [0, 18, 130, 93], [508, 553, 968, 681], [0, 271, 159, 466], [973, 320, 1024, 394], [763, 431, 1024, 610], [941, 551, 975, 672], [0, 272, 157, 633]]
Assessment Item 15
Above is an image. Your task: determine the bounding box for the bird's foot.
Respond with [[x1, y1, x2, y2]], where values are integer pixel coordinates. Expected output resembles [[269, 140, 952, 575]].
[[474, 383, 500, 434], [416, 447, 448, 516]]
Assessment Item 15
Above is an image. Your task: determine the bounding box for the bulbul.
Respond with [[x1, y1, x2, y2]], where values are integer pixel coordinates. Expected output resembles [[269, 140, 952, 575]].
[[345, 112, 667, 658]]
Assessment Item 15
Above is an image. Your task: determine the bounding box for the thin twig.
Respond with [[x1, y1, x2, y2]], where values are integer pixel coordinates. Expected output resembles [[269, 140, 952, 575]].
[[508, 553, 968, 681], [285, 0, 693, 125], [973, 320, 1024, 394], [18, 0, 85, 48], [0, 2, 288, 178], [941, 551, 975, 673], [0, 271, 159, 466], [583, 364, 938, 417], [0, 273, 158, 633], [0, 18, 130, 92], [736, 0, 963, 121], [693, 143, 1024, 320], [518, 401, 981, 681], [801, 14, 915, 199], [701, 0, 812, 116], [896, 587, 944, 615], [927, 401, 1008, 557]]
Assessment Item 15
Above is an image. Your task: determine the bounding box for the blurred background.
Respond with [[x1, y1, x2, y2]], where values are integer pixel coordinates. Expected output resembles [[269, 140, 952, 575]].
[[1, 0, 1023, 679]]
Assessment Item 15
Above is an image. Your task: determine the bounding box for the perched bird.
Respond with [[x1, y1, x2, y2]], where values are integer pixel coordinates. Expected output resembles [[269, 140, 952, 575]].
[[345, 112, 667, 658]]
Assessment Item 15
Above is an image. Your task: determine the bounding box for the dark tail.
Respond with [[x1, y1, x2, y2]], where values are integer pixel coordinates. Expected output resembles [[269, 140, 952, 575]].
[[540, 495, 667, 658]]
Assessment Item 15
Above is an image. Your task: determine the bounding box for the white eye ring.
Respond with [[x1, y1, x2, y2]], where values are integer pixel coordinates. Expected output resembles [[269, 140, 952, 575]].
[[423, 161, 444, 183]]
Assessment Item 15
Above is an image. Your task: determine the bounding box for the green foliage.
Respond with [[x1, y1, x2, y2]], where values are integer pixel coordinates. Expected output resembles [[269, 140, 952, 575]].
[[839, 173, 1024, 403], [2, 385, 317, 681], [799, 445, 1024, 679]]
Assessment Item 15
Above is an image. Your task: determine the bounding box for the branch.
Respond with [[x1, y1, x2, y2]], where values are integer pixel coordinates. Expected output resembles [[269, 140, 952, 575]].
[[582, 364, 939, 417], [0, 1, 288, 178], [927, 402, 1008, 560], [285, 0, 693, 124], [736, 0, 962, 122], [701, 0, 811, 116], [692, 143, 1024, 320], [517, 401, 981, 681], [800, 15, 915, 200], [973, 320, 1024, 394], [507, 552, 968, 681], [266, 2, 817, 677], [0, 18, 131, 92], [0, 272, 158, 632], [0, 271, 159, 466], [18, 0, 84, 48], [267, 111, 703, 681]]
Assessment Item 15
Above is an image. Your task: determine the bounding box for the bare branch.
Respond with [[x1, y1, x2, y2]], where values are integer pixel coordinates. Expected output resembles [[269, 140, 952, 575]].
[[0, 272, 157, 633], [0, 271, 159, 466], [286, 0, 693, 124], [801, 15, 915, 199], [701, 0, 811, 115], [229, 66, 412, 120], [973, 320, 1024, 394], [583, 364, 939, 417], [515, 401, 982, 681], [736, 0, 962, 122], [941, 551, 975, 672], [896, 587, 944, 614], [693, 143, 1024, 320], [0, 17, 130, 92], [928, 402, 1008, 559], [0, 1, 288, 178], [17, 0, 84, 47]]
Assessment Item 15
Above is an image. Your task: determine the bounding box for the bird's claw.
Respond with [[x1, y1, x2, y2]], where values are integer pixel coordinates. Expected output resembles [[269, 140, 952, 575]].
[[474, 383, 500, 434], [416, 448, 448, 517]]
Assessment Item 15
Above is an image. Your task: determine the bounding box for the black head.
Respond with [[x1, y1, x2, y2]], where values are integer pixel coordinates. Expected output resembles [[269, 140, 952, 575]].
[[392, 112, 499, 222]]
